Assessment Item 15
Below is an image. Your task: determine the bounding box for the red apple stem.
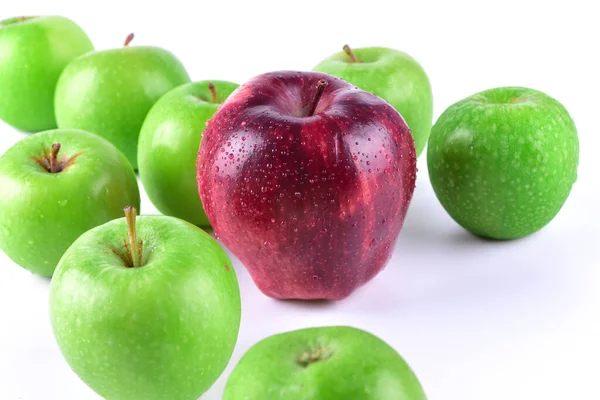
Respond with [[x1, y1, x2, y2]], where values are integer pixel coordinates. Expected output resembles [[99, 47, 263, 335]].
[[49, 143, 61, 173], [124, 206, 141, 268], [343, 44, 359, 63], [124, 33, 135, 47], [307, 80, 328, 117], [208, 82, 218, 103]]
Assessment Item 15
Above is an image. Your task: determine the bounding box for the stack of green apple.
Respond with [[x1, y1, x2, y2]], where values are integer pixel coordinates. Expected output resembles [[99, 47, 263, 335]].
[[0, 13, 580, 400]]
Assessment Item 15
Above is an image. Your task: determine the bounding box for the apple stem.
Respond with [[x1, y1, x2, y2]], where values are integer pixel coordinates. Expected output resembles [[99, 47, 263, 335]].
[[307, 80, 328, 117], [124, 206, 141, 268], [208, 82, 218, 103], [124, 33, 135, 47], [49, 143, 61, 173], [343, 44, 359, 63]]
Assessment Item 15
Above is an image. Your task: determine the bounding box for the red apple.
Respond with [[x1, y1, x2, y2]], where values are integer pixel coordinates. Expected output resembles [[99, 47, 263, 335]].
[[197, 71, 416, 300]]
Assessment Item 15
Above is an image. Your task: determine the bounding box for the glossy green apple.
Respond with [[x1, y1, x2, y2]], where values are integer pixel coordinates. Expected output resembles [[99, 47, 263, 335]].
[[138, 80, 239, 226], [224, 326, 427, 400], [50, 208, 241, 400], [0, 129, 139, 276], [313, 45, 433, 156], [428, 87, 579, 239], [0, 16, 93, 132], [55, 34, 190, 169]]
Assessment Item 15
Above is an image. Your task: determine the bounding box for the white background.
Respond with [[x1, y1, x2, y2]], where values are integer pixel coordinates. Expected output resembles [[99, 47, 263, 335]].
[[1, 0, 599, 399]]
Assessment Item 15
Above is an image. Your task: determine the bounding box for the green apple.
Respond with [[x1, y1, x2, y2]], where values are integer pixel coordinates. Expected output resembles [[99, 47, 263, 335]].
[[0, 16, 93, 132], [224, 326, 427, 400], [0, 129, 139, 276], [427, 86, 579, 239], [55, 33, 190, 169], [313, 45, 433, 156], [50, 207, 241, 400], [138, 80, 239, 226]]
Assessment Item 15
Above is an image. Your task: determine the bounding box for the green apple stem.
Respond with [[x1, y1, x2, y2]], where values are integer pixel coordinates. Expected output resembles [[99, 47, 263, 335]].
[[124, 33, 135, 47], [208, 82, 218, 103], [307, 80, 328, 117], [49, 143, 61, 173], [343, 44, 360, 63], [124, 206, 141, 268]]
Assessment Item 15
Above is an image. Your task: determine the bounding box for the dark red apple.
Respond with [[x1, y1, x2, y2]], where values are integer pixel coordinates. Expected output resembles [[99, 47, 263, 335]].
[[197, 71, 416, 300]]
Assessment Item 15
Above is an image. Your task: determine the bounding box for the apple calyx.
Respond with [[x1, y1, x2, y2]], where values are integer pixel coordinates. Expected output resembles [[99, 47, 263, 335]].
[[296, 346, 333, 367], [208, 82, 219, 104], [306, 80, 328, 117], [509, 96, 534, 104], [124, 33, 135, 47], [343, 44, 360, 63], [33, 143, 80, 173], [1, 16, 38, 26], [124, 206, 143, 268]]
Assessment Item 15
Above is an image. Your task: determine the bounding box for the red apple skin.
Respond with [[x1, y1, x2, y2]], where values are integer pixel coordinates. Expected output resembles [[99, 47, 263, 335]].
[[197, 71, 416, 300]]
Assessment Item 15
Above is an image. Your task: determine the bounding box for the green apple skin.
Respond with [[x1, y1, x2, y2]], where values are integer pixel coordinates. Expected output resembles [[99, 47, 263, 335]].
[[138, 80, 239, 227], [55, 45, 190, 169], [0, 16, 93, 132], [0, 129, 140, 276], [49, 215, 241, 400], [427, 87, 579, 240], [313, 47, 433, 156], [224, 326, 427, 400]]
